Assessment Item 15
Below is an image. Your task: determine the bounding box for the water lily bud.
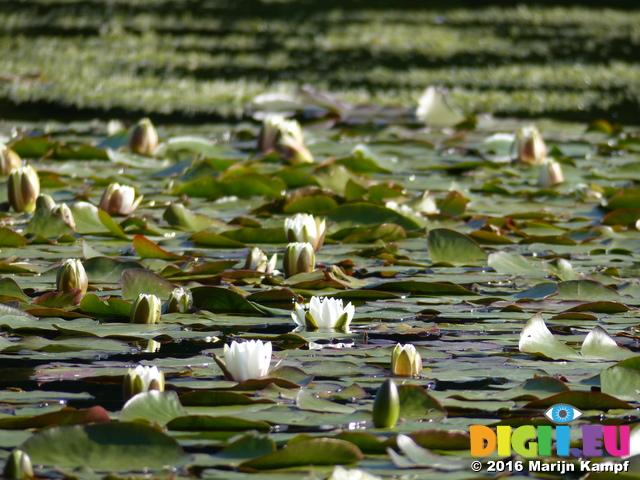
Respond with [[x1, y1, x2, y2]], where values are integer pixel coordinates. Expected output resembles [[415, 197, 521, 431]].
[[7, 165, 40, 213], [123, 365, 164, 400], [391, 344, 423, 377], [130, 293, 161, 324], [538, 158, 564, 188], [56, 259, 88, 295], [3, 449, 34, 480], [283, 242, 315, 278], [244, 247, 277, 273], [515, 126, 546, 165], [292, 296, 354, 331], [223, 340, 272, 383], [0, 144, 22, 176], [258, 114, 285, 152], [52, 203, 76, 230], [284, 213, 326, 251], [372, 378, 400, 428], [99, 182, 142, 216], [35, 193, 56, 212], [166, 287, 192, 314], [277, 119, 313, 164], [129, 118, 158, 156]]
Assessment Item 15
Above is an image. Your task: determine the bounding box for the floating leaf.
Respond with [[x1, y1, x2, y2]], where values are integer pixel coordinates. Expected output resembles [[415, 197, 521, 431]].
[[519, 313, 581, 360], [438, 190, 467, 216], [79, 294, 131, 317], [0, 227, 28, 247], [554, 280, 620, 301], [388, 434, 467, 470], [327, 203, 422, 230], [581, 325, 632, 361], [19, 422, 187, 470], [163, 203, 223, 231], [427, 228, 487, 264], [0, 406, 110, 430], [190, 231, 247, 248], [83, 257, 144, 283], [240, 438, 363, 470], [120, 391, 188, 426], [97, 210, 130, 240], [600, 365, 640, 400], [167, 415, 271, 432], [398, 384, 445, 419], [296, 390, 355, 414], [191, 286, 265, 315], [132, 234, 188, 260], [121, 269, 176, 301], [179, 391, 274, 407], [488, 251, 539, 275], [524, 391, 633, 410]]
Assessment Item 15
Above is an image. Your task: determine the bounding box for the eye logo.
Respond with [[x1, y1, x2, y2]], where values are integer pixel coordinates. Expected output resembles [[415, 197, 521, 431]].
[[544, 404, 582, 423]]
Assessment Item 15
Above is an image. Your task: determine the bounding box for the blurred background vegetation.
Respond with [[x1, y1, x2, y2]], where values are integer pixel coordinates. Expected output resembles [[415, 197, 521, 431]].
[[1, 0, 639, 123]]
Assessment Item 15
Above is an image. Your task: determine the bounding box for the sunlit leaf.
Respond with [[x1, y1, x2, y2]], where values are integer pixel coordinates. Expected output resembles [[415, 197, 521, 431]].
[[19, 422, 188, 470]]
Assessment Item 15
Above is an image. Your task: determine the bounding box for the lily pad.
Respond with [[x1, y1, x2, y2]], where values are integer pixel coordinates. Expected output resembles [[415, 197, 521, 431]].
[[427, 228, 488, 264], [19, 422, 188, 471]]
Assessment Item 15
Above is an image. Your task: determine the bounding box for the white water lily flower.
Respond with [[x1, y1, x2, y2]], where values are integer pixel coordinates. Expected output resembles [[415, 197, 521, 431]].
[[277, 119, 313, 163], [538, 158, 564, 188], [515, 125, 547, 165], [283, 242, 315, 278], [223, 340, 272, 383], [416, 86, 465, 128], [123, 365, 165, 400], [244, 247, 277, 274], [258, 115, 313, 163], [284, 213, 326, 251], [391, 343, 423, 377], [292, 296, 355, 331], [258, 114, 286, 152], [329, 465, 382, 480], [99, 182, 142, 216]]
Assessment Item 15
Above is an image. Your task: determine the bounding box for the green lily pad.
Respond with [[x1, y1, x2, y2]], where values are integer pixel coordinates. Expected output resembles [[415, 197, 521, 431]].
[[581, 325, 632, 361], [398, 384, 445, 419], [524, 391, 633, 410], [0, 406, 110, 430], [79, 294, 131, 317], [167, 415, 271, 432], [427, 228, 488, 264], [554, 280, 620, 301], [191, 286, 265, 315], [327, 203, 422, 230], [163, 203, 224, 231], [600, 365, 640, 400], [133, 234, 188, 261], [180, 391, 274, 407], [488, 251, 539, 275], [83, 257, 144, 283], [121, 269, 176, 300], [519, 313, 581, 360], [19, 422, 188, 471], [120, 391, 188, 426], [239, 438, 363, 470], [0, 227, 28, 247]]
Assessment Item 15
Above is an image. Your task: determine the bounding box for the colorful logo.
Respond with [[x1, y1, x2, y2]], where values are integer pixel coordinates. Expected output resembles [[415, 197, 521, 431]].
[[470, 403, 630, 458]]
